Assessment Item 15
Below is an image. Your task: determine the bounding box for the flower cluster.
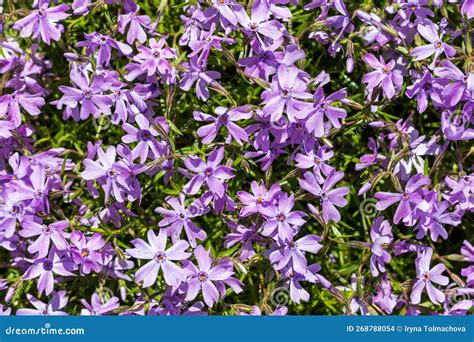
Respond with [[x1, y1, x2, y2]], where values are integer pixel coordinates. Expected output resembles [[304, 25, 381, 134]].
[[0, 0, 472, 316]]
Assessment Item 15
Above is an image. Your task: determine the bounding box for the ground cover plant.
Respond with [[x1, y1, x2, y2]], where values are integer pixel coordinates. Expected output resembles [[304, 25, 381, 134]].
[[0, 0, 473, 315]]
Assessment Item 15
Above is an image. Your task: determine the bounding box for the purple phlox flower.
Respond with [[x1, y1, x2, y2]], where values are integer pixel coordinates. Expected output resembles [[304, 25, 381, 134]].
[[11, 148, 74, 179], [188, 23, 235, 65], [235, 4, 283, 42], [214, 187, 237, 215], [413, 191, 461, 241], [269, 233, 323, 273], [261, 66, 312, 122], [245, 109, 286, 151], [0, 189, 27, 238], [281, 263, 320, 304], [182, 245, 243, 307], [462, 0, 474, 18], [355, 137, 386, 171], [102, 252, 135, 281], [236, 180, 282, 217], [23, 249, 75, 295], [341, 274, 369, 315], [9, 164, 51, 213], [245, 144, 289, 171], [375, 173, 430, 224], [238, 41, 278, 81], [118, 9, 151, 44], [56, 68, 113, 120], [121, 113, 164, 163], [362, 53, 403, 99], [372, 274, 398, 314], [155, 193, 210, 247], [240, 305, 288, 316], [179, 10, 204, 47], [19, 218, 69, 258], [17, 291, 68, 316], [0, 305, 11, 315], [434, 60, 473, 107], [224, 222, 264, 261], [194, 105, 252, 145], [393, 134, 440, 182], [126, 229, 191, 287], [180, 57, 221, 101], [134, 38, 176, 77], [109, 84, 133, 124], [80, 293, 120, 315], [0, 229, 19, 251], [387, 116, 419, 151], [183, 147, 235, 197], [151, 288, 207, 316], [410, 247, 449, 305], [260, 193, 307, 242], [444, 297, 474, 315], [410, 21, 456, 69], [398, 0, 434, 25], [13, 0, 70, 45], [299, 170, 349, 223], [70, 231, 105, 275], [304, 0, 348, 19], [99, 201, 138, 228], [405, 68, 447, 112], [6, 57, 47, 95], [368, 216, 393, 277], [304, 87, 347, 137], [76, 32, 133, 67], [295, 146, 334, 179], [460, 240, 474, 285], [440, 109, 474, 141], [0, 41, 24, 74], [0, 90, 45, 127], [208, 0, 243, 26], [80, 145, 133, 203], [443, 174, 474, 211], [71, 0, 90, 15]]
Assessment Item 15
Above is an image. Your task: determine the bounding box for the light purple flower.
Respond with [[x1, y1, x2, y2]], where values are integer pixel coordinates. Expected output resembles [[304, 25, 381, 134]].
[[19, 219, 69, 257], [260, 193, 307, 242], [410, 21, 455, 69], [126, 230, 190, 287], [122, 114, 163, 164], [183, 245, 243, 307], [23, 249, 75, 295], [17, 291, 68, 315], [13, 0, 70, 45], [118, 10, 151, 44], [183, 147, 235, 197], [70, 231, 105, 275], [304, 87, 347, 137], [362, 53, 403, 99], [194, 105, 252, 145], [236, 180, 281, 217], [57, 68, 113, 120], [413, 191, 461, 241], [299, 170, 349, 223], [155, 193, 210, 247], [375, 173, 430, 224], [80, 145, 132, 203], [261, 66, 312, 122], [368, 216, 393, 276], [134, 38, 176, 77], [269, 233, 323, 273], [80, 293, 120, 315], [410, 247, 449, 305]]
